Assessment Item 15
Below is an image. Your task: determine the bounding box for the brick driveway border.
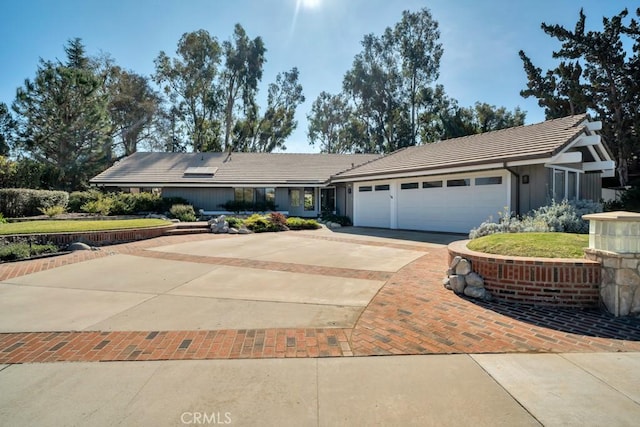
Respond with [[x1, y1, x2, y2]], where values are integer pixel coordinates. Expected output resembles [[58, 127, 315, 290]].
[[1, 232, 639, 363]]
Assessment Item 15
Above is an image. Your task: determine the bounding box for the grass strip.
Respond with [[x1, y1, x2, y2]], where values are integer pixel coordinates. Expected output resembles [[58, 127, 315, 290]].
[[466, 232, 588, 258], [0, 219, 171, 235]]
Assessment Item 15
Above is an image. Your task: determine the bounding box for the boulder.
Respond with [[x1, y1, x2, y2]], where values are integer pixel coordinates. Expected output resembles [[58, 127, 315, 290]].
[[449, 275, 466, 294], [238, 225, 252, 234], [228, 228, 239, 234], [442, 278, 452, 290], [464, 286, 486, 299], [455, 258, 472, 275], [449, 256, 462, 270], [465, 272, 484, 288], [68, 242, 93, 251]]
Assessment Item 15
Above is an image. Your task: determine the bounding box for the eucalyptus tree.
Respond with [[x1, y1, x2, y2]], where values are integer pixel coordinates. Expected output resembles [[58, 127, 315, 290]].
[[221, 24, 266, 151], [233, 68, 304, 152], [107, 67, 161, 156], [154, 29, 223, 152], [310, 7, 443, 153]]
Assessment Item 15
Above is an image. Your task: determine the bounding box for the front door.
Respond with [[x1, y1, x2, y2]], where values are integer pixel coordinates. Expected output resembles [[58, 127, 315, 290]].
[[288, 188, 304, 217]]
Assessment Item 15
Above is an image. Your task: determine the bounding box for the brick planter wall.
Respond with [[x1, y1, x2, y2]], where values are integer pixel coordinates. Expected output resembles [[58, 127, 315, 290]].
[[0, 225, 176, 247], [448, 240, 600, 308]]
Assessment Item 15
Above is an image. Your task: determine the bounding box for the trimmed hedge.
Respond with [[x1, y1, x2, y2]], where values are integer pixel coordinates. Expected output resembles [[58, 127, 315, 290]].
[[0, 188, 69, 218]]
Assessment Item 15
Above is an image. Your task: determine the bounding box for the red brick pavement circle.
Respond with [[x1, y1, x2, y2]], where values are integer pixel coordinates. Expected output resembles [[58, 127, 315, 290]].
[[1, 232, 639, 364]]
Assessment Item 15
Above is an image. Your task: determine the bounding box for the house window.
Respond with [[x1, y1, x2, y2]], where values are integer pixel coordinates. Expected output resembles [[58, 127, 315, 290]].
[[359, 186, 373, 192], [475, 177, 502, 186], [551, 168, 580, 201], [422, 180, 442, 188], [401, 182, 419, 190], [375, 184, 390, 191], [234, 187, 276, 206], [447, 179, 470, 187], [234, 187, 254, 203], [321, 188, 335, 213], [304, 188, 315, 211]]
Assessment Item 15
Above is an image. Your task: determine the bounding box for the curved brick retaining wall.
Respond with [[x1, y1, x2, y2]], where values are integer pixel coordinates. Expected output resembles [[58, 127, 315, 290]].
[[1, 225, 176, 247], [448, 240, 600, 308]]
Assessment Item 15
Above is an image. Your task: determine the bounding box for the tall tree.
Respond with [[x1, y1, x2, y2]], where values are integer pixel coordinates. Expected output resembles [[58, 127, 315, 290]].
[[394, 8, 443, 145], [12, 39, 111, 190], [0, 102, 15, 156], [221, 24, 266, 151], [154, 30, 222, 152], [312, 7, 443, 153], [106, 67, 161, 156], [520, 8, 640, 186], [233, 68, 304, 152], [307, 91, 353, 153]]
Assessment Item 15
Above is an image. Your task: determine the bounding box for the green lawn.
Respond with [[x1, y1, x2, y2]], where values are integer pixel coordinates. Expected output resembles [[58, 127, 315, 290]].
[[0, 219, 172, 235], [466, 232, 589, 258]]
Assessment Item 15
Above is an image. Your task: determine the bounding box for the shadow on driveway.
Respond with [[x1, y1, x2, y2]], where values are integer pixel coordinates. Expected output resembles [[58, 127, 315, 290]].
[[472, 298, 640, 341], [327, 226, 466, 246]]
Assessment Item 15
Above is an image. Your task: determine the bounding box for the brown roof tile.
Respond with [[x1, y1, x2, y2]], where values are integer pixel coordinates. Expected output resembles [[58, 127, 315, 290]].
[[91, 152, 380, 186], [333, 114, 589, 180]]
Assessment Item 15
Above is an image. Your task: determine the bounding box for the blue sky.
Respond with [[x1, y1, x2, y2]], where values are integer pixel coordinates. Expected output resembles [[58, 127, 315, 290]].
[[0, 0, 632, 152]]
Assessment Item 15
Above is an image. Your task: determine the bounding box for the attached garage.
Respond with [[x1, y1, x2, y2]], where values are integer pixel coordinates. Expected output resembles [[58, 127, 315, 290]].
[[352, 171, 510, 234], [335, 114, 614, 234]]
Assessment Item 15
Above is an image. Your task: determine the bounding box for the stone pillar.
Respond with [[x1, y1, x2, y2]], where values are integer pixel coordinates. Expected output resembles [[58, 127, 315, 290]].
[[583, 211, 640, 317]]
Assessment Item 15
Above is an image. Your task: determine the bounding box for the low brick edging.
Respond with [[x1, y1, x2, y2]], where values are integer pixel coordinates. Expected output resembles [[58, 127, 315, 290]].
[[448, 240, 601, 308], [0, 224, 176, 247]]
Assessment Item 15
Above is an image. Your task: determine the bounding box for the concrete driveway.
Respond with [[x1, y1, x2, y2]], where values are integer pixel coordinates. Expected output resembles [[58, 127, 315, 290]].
[[0, 230, 431, 332]]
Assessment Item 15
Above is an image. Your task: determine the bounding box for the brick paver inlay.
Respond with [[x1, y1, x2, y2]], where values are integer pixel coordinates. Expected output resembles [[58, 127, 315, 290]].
[[1, 232, 639, 363]]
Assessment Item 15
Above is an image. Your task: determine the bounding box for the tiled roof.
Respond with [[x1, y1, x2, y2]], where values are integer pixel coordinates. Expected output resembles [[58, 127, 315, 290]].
[[90, 152, 380, 186], [333, 114, 589, 180]]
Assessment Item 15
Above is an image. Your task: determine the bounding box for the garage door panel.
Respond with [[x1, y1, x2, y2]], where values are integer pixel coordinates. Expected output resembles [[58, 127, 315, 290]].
[[355, 185, 390, 228], [397, 176, 507, 233]]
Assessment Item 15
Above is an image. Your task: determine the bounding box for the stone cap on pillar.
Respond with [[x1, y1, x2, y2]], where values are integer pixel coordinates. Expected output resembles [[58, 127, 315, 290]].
[[583, 211, 640, 221], [583, 211, 640, 254]]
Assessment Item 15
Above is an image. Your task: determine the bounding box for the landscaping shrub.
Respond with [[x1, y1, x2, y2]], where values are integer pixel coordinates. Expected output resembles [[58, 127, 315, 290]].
[[68, 190, 102, 212], [320, 213, 352, 226], [0, 213, 6, 224], [469, 199, 602, 239], [69, 191, 188, 215], [603, 184, 640, 213], [169, 204, 197, 222], [81, 196, 113, 216], [226, 216, 244, 229], [0, 188, 69, 217], [530, 199, 602, 233], [39, 205, 66, 218], [286, 217, 321, 230], [244, 214, 278, 232], [0, 242, 58, 262], [268, 212, 289, 231], [158, 196, 190, 213]]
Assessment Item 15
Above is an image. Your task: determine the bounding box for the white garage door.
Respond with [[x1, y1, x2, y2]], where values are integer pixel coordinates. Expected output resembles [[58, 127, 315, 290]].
[[397, 174, 508, 233], [354, 183, 391, 228]]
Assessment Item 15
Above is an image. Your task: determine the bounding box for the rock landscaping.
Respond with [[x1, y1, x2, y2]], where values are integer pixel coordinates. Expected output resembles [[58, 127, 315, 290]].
[[443, 256, 492, 301], [208, 215, 251, 234]]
